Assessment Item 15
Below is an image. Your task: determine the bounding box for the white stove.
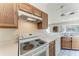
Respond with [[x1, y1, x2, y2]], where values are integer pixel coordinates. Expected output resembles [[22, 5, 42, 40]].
[[18, 34, 49, 56]]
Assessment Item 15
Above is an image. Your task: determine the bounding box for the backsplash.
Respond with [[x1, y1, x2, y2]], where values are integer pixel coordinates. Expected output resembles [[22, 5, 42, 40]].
[[18, 18, 37, 34]]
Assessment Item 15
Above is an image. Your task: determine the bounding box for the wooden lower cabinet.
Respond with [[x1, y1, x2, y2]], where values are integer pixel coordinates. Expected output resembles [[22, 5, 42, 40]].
[[61, 37, 72, 49], [61, 37, 79, 50], [49, 41, 55, 56], [49, 45, 55, 56], [72, 38, 79, 50]]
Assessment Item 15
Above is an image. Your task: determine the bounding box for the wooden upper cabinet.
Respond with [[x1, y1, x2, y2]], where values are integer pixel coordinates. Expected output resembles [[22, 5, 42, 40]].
[[42, 12, 48, 29], [32, 7, 42, 17], [0, 3, 18, 28], [19, 3, 33, 14], [19, 3, 42, 17], [37, 12, 48, 29]]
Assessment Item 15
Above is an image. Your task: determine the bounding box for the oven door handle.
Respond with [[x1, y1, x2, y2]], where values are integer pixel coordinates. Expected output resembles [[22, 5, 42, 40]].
[[32, 47, 48, 56]]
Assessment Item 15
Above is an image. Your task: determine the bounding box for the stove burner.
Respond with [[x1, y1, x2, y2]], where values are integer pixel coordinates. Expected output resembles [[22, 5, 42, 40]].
[[39, 41, 45, 44], [24, 42, 30, 44], [37, 44, 40, 46], [23, 44, 34, 50], [19, 37, 47, 55], [35, 39, 40, 41]]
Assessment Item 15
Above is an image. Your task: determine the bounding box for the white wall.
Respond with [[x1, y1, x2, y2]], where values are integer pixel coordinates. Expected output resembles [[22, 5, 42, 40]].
[[0, 29, 18, 45]]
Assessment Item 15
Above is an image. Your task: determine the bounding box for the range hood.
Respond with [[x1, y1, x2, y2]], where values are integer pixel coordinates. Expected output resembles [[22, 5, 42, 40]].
[[18, 10, 42, 23]]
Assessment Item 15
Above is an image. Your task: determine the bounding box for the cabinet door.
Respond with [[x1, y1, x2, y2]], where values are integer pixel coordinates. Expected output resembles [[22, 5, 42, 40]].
[[61, 37, 72, 49], [37, 22, 42, 29], [49, 45, 55, 56], [37, 12, 48, 29], [33, 7, 42, 17], [49, 41, 55, 56], [42, 12, 48, 29], [72, 38, 79, 50], [19, 3, 33, 14], [0, 3, 18, 28]]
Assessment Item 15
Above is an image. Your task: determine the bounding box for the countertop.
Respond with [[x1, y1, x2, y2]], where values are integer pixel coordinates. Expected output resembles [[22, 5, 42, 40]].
[[39, 33, 62, 43]]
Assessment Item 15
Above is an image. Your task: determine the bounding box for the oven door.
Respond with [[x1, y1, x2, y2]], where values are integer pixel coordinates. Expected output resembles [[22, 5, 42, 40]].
[[32, 46, 49, 56]]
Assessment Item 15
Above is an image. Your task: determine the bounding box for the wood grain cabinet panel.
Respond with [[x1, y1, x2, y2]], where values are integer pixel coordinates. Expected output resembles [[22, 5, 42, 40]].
[[37, 12, 48, 29], [49, 45, 55, 56], [72, 38, 79, 50], [61, 37, 72, 49], [37, 22, 42, 29], [49, 41, 55, 56], [19, 3, 33, 14], [42, 12, 48, 29], [0, 3, 18, 28], [32, 7, 42, 17]]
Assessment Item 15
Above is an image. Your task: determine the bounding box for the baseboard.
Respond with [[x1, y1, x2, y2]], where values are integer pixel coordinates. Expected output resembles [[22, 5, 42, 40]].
[[61, 48, 79, 51], [61, 48, 72, 50]]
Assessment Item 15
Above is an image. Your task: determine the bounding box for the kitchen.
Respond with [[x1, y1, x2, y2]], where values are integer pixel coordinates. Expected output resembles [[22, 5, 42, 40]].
[[0, 3, 79, 56]]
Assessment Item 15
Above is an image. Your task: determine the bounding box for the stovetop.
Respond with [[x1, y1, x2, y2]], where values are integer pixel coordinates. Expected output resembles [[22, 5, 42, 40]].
[[19, 39, 46, 55]]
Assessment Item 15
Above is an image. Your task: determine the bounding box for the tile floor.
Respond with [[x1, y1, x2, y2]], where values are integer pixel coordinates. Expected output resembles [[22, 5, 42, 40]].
[[58, 49, 79, 56]]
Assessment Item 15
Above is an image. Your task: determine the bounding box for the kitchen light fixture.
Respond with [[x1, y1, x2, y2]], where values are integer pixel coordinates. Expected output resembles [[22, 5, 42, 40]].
[[60, 5, 75, 16], [27, 18, 37, 21]]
